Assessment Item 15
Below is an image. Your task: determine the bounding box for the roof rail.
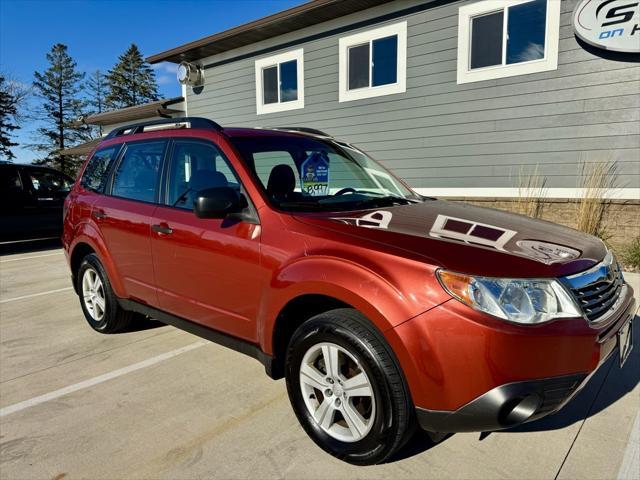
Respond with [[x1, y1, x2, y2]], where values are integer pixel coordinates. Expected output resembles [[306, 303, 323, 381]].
[[104, 116, 223, 139], [271, 127, 332, 137]]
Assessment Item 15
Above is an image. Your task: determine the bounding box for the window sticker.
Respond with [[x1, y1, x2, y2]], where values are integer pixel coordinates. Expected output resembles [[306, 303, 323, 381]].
[[301, 152, 330, 196]]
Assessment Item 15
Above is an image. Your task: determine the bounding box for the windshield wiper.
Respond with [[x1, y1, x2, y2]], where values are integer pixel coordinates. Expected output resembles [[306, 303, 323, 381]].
[[350, 196, 415, 208], [279, 196, 416, 212], [278, 201, 329, 211]]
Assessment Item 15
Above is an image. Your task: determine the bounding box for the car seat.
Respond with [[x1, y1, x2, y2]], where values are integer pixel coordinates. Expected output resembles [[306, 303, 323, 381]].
[[267, 164, 296, 202]]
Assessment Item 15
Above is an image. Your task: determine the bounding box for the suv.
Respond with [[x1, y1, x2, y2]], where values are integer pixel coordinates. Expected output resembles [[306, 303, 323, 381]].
[[63, 118, 635, 465], [1, 162, 73, 242]]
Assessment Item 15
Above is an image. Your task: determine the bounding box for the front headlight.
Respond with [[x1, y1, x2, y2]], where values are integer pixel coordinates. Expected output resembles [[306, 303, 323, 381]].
[[437, 270, 582, 325]]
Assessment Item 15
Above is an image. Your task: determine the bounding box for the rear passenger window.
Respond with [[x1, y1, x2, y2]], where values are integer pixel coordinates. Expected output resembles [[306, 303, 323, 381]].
[[81, 146, 118, 192], [111, 141, 166, 203], [28, 170, 72, 193]]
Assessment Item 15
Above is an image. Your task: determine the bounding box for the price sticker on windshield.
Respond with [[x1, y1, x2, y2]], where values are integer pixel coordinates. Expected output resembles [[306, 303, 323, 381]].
[[301, 152, 330, 197]]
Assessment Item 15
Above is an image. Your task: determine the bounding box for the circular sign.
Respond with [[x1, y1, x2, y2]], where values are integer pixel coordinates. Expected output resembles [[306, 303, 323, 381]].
[[573, 0, 640, 53]]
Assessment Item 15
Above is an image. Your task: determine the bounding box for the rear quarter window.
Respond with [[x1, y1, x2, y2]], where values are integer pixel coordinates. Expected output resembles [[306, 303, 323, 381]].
[[81, 146, 119, 192]]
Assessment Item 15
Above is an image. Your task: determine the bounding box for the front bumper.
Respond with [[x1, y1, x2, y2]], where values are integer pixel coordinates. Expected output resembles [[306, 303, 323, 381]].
[[416, 372, 587, 432], [385, 281, 636, 432]]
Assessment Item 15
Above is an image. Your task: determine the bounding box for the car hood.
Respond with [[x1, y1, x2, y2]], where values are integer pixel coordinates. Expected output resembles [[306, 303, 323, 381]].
[[292, 199, 607, 278]]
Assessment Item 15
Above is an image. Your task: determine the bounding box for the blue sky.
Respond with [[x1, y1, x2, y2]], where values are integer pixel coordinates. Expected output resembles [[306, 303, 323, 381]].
[[0, 0, 301, 163]]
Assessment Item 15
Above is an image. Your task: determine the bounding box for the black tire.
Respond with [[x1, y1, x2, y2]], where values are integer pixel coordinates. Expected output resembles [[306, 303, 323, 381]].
[[285, 308, 414, 465], [76, 253, 134, 333]]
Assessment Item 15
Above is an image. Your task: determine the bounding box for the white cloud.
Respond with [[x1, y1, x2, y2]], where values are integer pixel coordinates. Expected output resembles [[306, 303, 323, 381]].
[[516, 42, 545, 62], [152, 62, 178, 74], [156, 74, 174, 86]]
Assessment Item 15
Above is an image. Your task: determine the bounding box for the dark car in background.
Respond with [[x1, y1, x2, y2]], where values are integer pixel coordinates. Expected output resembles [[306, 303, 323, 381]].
[[0, 162, 74, 242]]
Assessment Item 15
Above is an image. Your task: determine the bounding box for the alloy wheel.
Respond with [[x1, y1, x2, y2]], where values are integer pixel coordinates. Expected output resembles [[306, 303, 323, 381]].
[[82, 267, 106, 322], [299, 342, 376, 442]]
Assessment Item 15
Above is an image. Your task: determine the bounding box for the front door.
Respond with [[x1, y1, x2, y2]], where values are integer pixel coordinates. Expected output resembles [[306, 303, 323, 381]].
[[150, 138, 262, 342], [92, 139, 167, 306]]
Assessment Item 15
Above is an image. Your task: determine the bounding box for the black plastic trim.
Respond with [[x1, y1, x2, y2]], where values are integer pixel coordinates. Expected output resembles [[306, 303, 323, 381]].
[[118, 298, 277, 378], [271, 127, 332, 137], [105, 117, 223, 139], [415, 373, 588, 433]]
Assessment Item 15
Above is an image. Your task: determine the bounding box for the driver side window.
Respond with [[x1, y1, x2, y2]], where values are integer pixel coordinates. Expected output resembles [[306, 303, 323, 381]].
[[167, 140, 241, 210]]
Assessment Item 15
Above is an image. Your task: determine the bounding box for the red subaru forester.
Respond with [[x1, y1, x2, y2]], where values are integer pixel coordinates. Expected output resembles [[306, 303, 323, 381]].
[[63, 117, 635, 465]]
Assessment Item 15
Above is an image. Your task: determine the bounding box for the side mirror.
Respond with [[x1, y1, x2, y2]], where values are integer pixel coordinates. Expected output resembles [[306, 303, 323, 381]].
[[194, 187, 245, 219]]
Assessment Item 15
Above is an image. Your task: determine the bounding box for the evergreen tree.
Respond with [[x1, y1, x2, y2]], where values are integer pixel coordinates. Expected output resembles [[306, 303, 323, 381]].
[[32, 44, 90, 175], [86, 69, 107, 136], [106, 44, 159, 109], [0, 75, 20, 161]]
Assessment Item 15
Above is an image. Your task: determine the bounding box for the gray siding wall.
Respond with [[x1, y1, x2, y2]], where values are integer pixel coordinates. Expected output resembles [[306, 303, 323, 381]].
[[186, 0, 640, 191]]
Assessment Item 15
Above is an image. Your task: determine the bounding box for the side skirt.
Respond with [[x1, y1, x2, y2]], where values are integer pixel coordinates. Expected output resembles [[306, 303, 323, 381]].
[[117, 298, 278, 379]]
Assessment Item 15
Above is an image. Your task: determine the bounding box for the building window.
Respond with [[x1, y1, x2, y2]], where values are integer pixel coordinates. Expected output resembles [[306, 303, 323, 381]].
[[339, 21, 407, 102], [457, 0, 560, 84], [255, 49, 304, 115]]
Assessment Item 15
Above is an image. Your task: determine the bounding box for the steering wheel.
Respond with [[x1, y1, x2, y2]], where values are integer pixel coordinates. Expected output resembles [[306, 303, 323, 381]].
[[334, 187, 357, 196]]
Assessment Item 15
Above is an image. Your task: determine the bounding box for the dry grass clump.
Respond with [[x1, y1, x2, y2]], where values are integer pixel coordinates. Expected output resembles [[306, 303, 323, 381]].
[[574, 160, 618, 242], [515, 164, 547, 218], [621, 237, 640, 271]]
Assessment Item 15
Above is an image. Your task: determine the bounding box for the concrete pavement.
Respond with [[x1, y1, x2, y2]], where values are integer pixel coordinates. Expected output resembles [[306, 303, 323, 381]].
[[0, 246, 638, 479]]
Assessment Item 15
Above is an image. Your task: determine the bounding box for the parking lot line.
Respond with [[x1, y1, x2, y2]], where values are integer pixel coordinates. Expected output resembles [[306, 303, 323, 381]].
[[0, 252, 63, 263], [0, 340, 207, 417], [617, 409, 639, 480], [0, 286, 74, 304]]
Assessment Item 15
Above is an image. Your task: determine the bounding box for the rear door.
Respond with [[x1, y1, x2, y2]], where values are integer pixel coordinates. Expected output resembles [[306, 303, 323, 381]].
[[92, 139, 167, 306], [21, 167, 73, 237], [0, 165, 31, 240], [150, 138, 262, 341]]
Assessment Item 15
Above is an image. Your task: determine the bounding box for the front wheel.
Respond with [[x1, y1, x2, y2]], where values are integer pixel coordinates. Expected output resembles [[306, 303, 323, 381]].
[[285, 309, 414, 465]]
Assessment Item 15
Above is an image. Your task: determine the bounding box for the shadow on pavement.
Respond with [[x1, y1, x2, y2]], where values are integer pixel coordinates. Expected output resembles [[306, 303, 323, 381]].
[[512, 316, 639, 432], [390, 314, 639, 462], [117, 316, 167, 333]]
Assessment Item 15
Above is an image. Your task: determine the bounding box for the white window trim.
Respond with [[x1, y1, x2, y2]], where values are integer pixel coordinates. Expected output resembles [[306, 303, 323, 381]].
[[338, 21, 407, 103], [457, 0, 560, 84], [255, 48, 304, 115]]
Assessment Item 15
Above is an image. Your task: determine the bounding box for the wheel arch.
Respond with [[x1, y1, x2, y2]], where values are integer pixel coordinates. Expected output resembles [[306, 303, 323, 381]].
[[268, 294, 350, 378], [261, 256, 418, 379], [70, 242, 95, 292], [68, 226, 125, 297]]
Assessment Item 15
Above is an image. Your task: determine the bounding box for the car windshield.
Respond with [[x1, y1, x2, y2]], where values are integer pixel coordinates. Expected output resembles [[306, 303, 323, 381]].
[[230, 135, 423, 212]]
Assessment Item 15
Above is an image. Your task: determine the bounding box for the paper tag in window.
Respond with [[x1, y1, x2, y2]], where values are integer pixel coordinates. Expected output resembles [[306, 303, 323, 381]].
[[301, 152, 330, 196]]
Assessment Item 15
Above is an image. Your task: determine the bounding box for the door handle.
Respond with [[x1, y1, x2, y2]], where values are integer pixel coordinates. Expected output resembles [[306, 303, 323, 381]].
[[152, 223, 173, 235], [93, 209, 107, 220]]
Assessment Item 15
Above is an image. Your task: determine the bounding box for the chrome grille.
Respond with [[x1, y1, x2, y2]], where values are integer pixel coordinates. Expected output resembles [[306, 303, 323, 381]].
[[561, 251, 625, 322]]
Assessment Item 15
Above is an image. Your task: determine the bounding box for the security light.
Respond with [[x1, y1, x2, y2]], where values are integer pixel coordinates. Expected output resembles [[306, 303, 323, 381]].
[[177, 62, 204, 87]]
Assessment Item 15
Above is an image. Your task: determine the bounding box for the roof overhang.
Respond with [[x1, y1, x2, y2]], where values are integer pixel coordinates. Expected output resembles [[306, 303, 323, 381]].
[[147, 0, 393, 64], [59, 138, 102, 156], [77, 97, 184, 126]]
